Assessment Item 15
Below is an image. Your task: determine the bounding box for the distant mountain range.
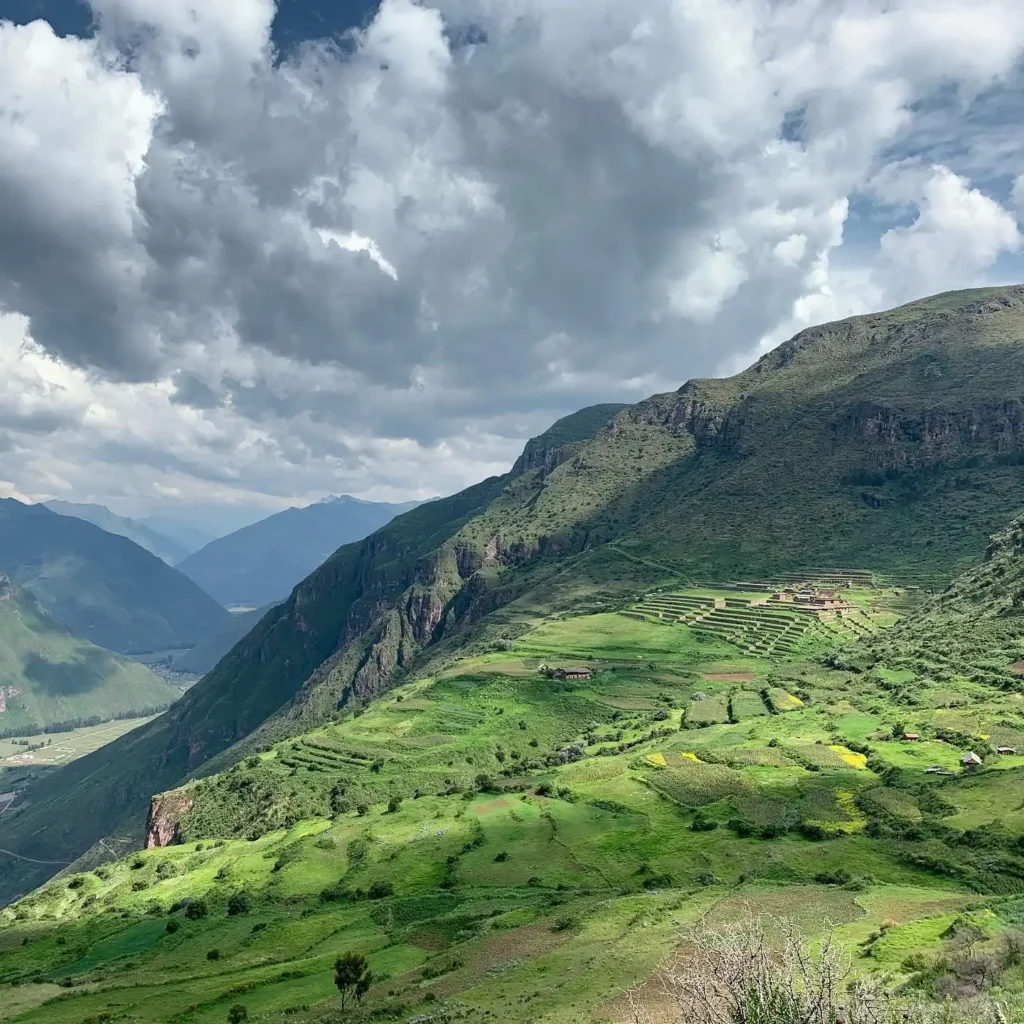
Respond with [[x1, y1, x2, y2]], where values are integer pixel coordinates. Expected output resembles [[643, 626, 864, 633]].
[[137, 516, 218, 557], [43, 501, 191, 565], [0, 573, 181, 733], [0, 499, 232, 654], [176, 494, 430, 608]]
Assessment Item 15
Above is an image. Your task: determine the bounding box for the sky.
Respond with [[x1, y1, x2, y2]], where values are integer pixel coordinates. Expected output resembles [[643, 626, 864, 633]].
[[2, 0, 1024, 532]]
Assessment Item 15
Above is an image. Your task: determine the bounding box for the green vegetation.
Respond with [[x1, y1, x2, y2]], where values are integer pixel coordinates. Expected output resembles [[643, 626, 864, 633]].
[[0, 499, 230, 654], [7, 545, 1024, 1021], [0, 576, 179, 735], [9, 287, 1024, 907], [8, 288, 1024, 1019]]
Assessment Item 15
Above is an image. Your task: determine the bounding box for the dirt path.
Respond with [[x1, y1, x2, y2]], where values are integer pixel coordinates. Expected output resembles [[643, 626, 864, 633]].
[[0, 847, 70, 866], [608, 545, 695, 587]]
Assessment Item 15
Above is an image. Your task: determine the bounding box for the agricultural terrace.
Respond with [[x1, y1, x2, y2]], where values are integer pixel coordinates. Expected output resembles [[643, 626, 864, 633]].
[[626, 572, 897, 656], [8, 595, 1024, 1022]]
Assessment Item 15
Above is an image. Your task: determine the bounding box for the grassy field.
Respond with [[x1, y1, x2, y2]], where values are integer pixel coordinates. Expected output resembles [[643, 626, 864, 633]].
[[0, 717, 158, 771], [6, 568, 1024, 1022]]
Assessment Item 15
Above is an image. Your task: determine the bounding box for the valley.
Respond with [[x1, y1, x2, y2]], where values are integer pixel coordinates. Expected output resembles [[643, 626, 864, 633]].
[[4, 559, 1024, 1022], [4, 288, 1024, 1021]]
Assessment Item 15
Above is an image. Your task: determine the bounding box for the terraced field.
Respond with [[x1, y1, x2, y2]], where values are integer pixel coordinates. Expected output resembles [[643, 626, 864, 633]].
[[627, 576, 889, 657]]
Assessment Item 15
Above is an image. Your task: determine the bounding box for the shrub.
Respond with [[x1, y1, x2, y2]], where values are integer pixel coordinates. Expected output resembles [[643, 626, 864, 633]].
[[494, 851, 509, 862], [552, 915, 579, 932], [367, 880, 395, 900], [130, 857, 145, 870], [387, 796, 403, 813], [356, 804, 369, 816], [67, 877, 84, 890], [227, 1005, 248, 1024], [227, 892, 250, 916], [185, 900, 208, 920], [166, 920, 179, 934], [207, 948, 221, 960]]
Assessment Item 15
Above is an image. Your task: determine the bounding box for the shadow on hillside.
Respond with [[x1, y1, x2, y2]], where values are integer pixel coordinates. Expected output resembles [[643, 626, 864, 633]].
[[22, 648, 113, 695]]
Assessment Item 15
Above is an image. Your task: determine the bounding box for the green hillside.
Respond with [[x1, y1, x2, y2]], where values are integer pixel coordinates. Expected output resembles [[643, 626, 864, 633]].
[[4, 286, 1024, 911], [0, 574, 182, 733], [5, 559, 1024, 1021], [0, 500, 232, 654]]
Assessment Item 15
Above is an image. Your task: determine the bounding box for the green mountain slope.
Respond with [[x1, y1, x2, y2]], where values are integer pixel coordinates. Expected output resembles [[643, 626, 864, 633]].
[[0, 499, 232, 654], [5, 286, 1024, 903], [8, 567, 1024, 1022], [43, 501, 189, 565], [176, 495, 429, 608], [170, 603, 278, 677], [0, 574, 181, 733]]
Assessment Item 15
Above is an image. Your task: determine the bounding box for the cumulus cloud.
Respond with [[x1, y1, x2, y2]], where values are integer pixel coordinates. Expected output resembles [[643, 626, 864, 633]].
[[1, 0, 1024, 515]]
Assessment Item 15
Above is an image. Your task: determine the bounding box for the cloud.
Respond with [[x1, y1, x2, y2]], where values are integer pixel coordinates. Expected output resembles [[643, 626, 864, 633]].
[[2, 0, 1024, 515]]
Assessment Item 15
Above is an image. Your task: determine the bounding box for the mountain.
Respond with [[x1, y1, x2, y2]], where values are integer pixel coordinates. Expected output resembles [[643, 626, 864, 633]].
[[175, 494, 431, 608], [0, 573, 181, 733], [137, 516, 217, 556], [5, 286, 1024, 903], [169, 603, 278, 677], [43, 501, 190, 565], [9, 524, 1024, 1019], [0, 499, 232, 654]]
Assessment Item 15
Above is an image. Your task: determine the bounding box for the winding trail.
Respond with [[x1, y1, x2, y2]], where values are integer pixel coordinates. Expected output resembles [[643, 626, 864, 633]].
[[0, 846, 70, 866]]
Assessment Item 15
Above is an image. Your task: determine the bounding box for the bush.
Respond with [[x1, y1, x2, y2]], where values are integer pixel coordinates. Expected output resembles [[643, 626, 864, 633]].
[[67, 877, 84, 890], [166, 920, 179, 934], [494, 851, 509, 862], [207, 948, 221, 960], [367, 880, 395, 900], [552, 915, 578, 931], [227, 892, 250, 916], [387, 796, 403, 813], [227, 1005, 248, 1024], [814, 868, 853, 886], [185, 900, 208, 920]]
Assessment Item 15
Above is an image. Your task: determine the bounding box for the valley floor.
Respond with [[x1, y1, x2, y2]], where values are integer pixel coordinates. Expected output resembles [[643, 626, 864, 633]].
[[4, 578, 1024, 1022]]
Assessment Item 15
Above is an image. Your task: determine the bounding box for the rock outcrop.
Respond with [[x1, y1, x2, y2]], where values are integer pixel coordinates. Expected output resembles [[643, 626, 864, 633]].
[[145, 788, 192, 848]]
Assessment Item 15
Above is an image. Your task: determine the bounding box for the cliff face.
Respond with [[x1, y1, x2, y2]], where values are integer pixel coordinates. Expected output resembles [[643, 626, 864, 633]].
[[145, 788, 192, 848]]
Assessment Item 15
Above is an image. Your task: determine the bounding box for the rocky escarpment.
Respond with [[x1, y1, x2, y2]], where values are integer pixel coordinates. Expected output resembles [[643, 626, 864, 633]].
[[835, 400, 1024, 467], [145, 788, 192, 848]]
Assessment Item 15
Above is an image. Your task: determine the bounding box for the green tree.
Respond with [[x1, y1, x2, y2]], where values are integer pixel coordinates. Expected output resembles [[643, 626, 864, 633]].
[[334, 951, 373, 1011], [227, 1005, 248, 1024]]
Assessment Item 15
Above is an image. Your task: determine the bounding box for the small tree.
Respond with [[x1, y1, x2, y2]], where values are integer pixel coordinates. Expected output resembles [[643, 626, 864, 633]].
[[334, 951, 373, 1011], [227, 1005, 248, 1024], [227, 891, 250, 916]]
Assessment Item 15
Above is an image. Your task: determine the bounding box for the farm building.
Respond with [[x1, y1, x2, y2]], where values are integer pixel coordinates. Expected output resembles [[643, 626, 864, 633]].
[[903, 732, 921, 741], [961, 751, 983, 767], [553, 667, 593, 681], [997, 746, 1018, 755]]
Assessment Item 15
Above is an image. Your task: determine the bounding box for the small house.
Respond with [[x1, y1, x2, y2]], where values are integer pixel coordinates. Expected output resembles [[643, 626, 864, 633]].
[[961, 751, 983, 767], [903, 733, 921, 742], [553, 667, 593, 681], [997, 746, 1018, 755]]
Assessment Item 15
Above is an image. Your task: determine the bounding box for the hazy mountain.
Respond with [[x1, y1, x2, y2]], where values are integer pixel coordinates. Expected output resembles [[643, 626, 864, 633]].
[[175, 494, 429, 608], [136, 517, 218, 557], [43, 501, 189, 565], [170, 603, 278, 677], [0, 499, 232, 654], [8, 286, 1024, 899], [0, 572, 181, 733]]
